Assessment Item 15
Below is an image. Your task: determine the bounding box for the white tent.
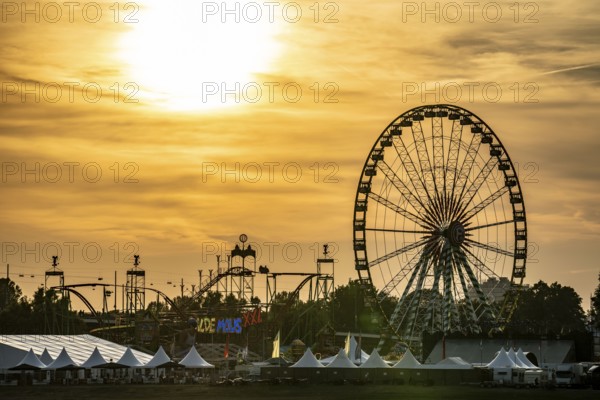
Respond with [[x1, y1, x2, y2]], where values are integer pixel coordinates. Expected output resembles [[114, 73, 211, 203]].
[[393, 349, 422, 369], [358, 349, 390, 369], [39, 348, 53, 366], [178, 346, 214, 368], [320, 336, 369, 365], [0, 335, 152, 366], [516, 348, 537, 368], [290, 348, 324, 368], [507, 348, 528, 368], [487, 348, 517, 369], [487, 348, 516, 384], [348, 336, 369, 364], [12, 348, 46, 369], [44, 347, 78, 369], [117, 347, 144, 367], [325, 348, 357, 368], [144, 346, 171, 368], [80, 347, 108, 369], [429, 357, 472, 369]]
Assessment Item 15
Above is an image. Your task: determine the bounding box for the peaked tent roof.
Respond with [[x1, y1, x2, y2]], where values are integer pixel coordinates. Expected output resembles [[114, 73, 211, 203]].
[[487, 348, 517, 369], [516, 348, 538, 368], [507, 348, 528, 368], [348, 336, 369, 363], [429, 357, 472, 369], [0, 335, 152, 366], [12, 348, 46, 369], [144, 345, 171, 368], [359, 349, 390, 369], [393, 349, 422, 369], [39, 348, 53, 365], [290, 348, 325, 368], [325, 348, 357, 368], [44, 347, 78, 369], [178, 346, 214, 368], [117, 347, 144, 367], [80, 347, 108, 369], [321, 336, 369, 365]]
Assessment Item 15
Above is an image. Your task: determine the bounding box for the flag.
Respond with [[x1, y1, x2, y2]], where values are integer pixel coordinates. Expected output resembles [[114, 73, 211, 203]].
[[355, 334, 362, 363], [271, 330, 280, 359], [344, 332, 351, 357], [224, 334, 229, 359]]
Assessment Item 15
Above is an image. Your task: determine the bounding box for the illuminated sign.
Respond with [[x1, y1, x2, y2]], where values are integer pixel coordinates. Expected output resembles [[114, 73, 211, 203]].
[[196, 307, 262, 334], [198, 317, 242, 334]]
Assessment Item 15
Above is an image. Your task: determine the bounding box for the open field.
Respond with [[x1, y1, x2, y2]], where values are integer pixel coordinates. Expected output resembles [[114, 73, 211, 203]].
[[0, 384, 598, 400]]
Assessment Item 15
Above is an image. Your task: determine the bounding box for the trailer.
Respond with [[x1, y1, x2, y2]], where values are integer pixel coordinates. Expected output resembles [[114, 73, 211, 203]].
[[555, 364, 585, 388]]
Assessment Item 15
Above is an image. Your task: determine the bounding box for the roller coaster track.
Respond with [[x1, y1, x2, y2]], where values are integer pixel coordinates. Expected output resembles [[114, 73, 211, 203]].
[[183, 266, 254, 310], [52, 284, 109, 327]]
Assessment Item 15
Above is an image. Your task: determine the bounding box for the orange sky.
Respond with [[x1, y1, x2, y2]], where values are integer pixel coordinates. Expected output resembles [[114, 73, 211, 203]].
[[1, 0, 599, 311]]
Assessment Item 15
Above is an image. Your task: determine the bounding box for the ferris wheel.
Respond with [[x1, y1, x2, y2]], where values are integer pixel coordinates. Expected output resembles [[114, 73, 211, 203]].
[[353, 105, 527, 345]]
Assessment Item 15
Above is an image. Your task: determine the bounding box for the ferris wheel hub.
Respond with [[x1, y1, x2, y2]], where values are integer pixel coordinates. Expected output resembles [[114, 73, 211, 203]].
[[445, 221, 466, 246]]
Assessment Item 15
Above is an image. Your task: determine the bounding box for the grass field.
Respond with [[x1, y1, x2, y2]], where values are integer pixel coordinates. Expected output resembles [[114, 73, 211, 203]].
[[1, 384, 598, 400]]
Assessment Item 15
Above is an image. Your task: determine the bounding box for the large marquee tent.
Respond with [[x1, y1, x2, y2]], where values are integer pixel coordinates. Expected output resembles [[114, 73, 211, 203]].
[[0, 335, 152, 370]]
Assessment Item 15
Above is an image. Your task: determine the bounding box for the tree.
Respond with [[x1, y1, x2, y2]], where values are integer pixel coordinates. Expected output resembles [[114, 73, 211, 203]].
[[0, 278, 22, 310], [592, 273, 600, 329], [329, 280, 392, 334], [509, 280, 587, 335]]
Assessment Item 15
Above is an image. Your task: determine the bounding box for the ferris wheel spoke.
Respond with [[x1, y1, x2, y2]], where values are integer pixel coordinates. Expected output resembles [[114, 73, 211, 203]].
[[454, 258, 481, 333], [453, 247, 496, 319], [454, 133, 482, 202], [394, 137, 432, 205], [373, 164, 429, 218], [431, 116, 446, 193], [459, 245, 502, 282], [389, 243, 435, 332], [465, 219, 514, 231], [365, 227, 430, 234], [460, 186, 509, 222], [458, 155, 500, 207], [464, 239, 514, 258], [368, 237, 430, 268], [405, 253, 434, 339], [411, 121, 438, 196], [367, 193, 425, 227], [446, 120, 463, 197], [421, 256, 443, 332], [379, 246, 428, 303], [441, 243, 456, 332]]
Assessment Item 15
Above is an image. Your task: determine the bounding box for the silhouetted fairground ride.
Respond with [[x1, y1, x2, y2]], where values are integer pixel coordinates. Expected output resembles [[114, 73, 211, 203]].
[[45, 235, 334, 353], [353, 105, 528, 352]]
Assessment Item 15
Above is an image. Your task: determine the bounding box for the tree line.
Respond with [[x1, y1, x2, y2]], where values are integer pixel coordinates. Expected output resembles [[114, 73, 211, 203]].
[[1, 275, 598, 341]]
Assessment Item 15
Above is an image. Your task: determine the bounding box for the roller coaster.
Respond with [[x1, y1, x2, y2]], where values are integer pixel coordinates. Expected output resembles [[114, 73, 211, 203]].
[[49, 238, 335, 350]]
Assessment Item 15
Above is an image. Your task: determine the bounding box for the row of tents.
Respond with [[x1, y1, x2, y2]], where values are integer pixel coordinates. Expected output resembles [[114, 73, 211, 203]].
[[8, 345, 214, 371]]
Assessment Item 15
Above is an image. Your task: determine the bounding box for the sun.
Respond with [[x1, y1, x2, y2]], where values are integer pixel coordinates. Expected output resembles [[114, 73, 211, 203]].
[[118, 0, 282, 111]]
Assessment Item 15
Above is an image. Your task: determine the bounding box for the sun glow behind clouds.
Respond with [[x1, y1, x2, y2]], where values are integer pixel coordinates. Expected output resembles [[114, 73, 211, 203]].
[[118, 0, 282, 111]]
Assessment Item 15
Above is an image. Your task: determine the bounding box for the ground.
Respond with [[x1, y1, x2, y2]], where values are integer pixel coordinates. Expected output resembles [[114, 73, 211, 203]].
[[0, 385, 598, 400]]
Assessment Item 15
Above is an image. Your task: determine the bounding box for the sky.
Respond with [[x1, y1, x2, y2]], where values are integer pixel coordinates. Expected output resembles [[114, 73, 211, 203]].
[[0, 0, 599, 312]]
